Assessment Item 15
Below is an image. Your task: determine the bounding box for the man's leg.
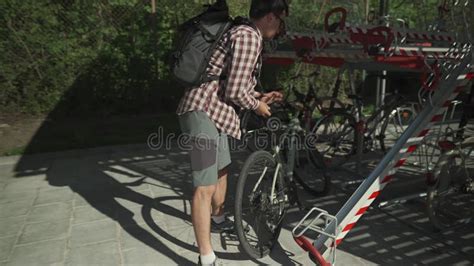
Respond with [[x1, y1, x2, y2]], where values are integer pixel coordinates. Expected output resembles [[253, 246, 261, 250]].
[[178, 111, 222, 263], [192, 184, 216, 255], [212, 167, 228, 216], [212, 133, 231, 218]]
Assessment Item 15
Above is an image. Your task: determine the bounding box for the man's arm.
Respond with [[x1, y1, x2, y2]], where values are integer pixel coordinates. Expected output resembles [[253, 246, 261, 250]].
[[251, 90, 263, 99], [225, 30, 261, 110]]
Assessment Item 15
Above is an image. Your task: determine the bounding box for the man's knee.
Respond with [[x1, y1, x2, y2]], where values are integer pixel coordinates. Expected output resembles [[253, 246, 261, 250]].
[[218, 167, 228, 179], [194, 184, 217, 200]]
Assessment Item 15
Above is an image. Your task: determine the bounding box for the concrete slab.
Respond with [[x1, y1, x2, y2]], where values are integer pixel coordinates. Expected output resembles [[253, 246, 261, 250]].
[[0, 200, 33, 219], [0, 216, 26, 238], [0, 236, 16, 262], [27, 202, 72, 223], [65, 240, 120, 266], [18, 219, 69, 245], [69, 220, 116, 248], [7, 238, 66, 266]]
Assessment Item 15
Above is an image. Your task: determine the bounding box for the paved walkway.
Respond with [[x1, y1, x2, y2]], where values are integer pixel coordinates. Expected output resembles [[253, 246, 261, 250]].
[[0, 143, 472, 265]]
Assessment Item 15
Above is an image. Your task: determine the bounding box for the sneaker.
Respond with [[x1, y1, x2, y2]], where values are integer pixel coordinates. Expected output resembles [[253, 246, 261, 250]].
[[198, 256, 219, 266], [211, 215, 235, 233]]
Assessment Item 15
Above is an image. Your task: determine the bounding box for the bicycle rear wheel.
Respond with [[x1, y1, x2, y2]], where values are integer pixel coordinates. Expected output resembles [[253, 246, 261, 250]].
[[311, 111, 356, 168], [426, 141, 474, 230], [234, 150, 287, 259]]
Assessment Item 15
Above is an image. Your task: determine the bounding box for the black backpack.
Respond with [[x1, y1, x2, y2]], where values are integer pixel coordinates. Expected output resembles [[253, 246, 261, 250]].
[[170, 0, 254, 88]]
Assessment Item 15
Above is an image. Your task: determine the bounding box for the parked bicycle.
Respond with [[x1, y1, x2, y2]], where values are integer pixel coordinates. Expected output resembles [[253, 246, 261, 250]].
[[426, 130, 473, 230], [239, 70, 345, 152], [234, 96, 330, 259], [425, 93, 474, 230], [310, 90, 418, 168]]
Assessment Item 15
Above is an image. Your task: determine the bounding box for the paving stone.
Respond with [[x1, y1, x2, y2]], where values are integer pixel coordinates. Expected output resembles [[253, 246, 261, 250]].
[[18, 219, 69, 244], [0, 189, 36, 205], [7, 238, 66, 266], [120, 219, 198, 257], [73, 186, 149, 208], [73, 189, 111, 207], [0, 236, 16, 261], [34, 187, 74, 206], [119, 222, 170, 252], [102, 166, 151, 192], [0, 216, 26, 238], [27, 202, 72, 223], [3, 175, 48, 192], [65, 240, 119, 266], [70, 220, 116, 247], [72, 204, 116, 224], [122, 245, 195, 266], [0, 165, 16, 180], [156, 199, 193, 231], [116, 204, 164, 228], [0, 200, 32, 219], [114, 189, 154, 210]]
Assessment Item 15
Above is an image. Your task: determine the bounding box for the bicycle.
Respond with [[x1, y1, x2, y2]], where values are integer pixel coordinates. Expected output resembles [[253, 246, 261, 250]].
[[426, 132, 474, 230], [310, 90, 418, 168], [239, 70, 345, 152], [234, 98, 330, 259], [425, 93, 474, 230]]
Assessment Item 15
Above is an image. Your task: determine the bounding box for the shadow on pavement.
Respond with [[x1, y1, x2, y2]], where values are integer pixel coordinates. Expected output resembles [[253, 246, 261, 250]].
[[10, 145, 474, 264]]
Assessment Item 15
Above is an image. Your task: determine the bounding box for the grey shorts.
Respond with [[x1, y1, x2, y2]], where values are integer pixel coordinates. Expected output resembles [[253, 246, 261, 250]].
[[178, 111, 231, 187]]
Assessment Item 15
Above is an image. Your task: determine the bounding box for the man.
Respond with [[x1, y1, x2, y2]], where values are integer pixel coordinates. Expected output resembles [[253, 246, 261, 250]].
[[176, 0, 288, 264]]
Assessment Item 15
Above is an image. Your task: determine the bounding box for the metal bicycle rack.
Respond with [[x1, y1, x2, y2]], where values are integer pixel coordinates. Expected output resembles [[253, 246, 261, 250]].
[[264, 4, 474, 265]]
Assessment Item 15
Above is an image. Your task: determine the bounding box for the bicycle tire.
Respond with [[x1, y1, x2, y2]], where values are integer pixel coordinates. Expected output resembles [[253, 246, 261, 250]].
[[426, 141, 474, 230], [292, 146, 331, 196], [379, 106, 416, 153], [311, 111, 357, 168], [234, 150, 287, 259]]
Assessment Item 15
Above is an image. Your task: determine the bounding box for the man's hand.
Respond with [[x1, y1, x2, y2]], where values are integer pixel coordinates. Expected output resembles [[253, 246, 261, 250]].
[[255, 101, 272, 117], [260, 91, 284, 105]]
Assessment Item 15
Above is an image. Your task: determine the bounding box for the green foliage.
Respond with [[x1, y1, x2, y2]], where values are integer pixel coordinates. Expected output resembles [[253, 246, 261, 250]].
[[0, 0, 472, 117]]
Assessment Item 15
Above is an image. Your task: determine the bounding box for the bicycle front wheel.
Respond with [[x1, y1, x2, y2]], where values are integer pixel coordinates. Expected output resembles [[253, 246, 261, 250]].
[[234, 150, 287, 259], [311, 111, 356, 168], [293, 147, 331, 196], [379, 106, 416, 153], [426, 141, 474, 230]]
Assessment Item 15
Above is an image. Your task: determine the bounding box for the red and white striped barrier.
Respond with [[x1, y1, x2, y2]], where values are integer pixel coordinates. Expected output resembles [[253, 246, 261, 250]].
[[332, 65, 474, 247]]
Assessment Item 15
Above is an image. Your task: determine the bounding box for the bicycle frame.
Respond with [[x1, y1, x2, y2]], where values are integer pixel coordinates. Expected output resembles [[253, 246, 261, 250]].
[[250, 112, 304, 206]]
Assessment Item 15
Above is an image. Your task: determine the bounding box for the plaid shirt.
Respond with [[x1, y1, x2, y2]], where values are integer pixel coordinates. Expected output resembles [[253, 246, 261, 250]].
[[176, 24, 263, 140]]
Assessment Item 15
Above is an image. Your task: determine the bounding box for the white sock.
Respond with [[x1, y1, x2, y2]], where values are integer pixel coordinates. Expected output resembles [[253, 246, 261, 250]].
[[211, 214, 225, 224], [200, 251, 216, 264]]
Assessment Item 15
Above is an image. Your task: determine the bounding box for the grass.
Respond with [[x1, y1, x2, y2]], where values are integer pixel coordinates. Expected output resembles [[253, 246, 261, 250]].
[[4, 147, 26, 156]]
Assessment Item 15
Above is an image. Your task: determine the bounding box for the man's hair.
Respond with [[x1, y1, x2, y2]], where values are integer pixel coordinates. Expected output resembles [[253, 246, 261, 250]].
[[249, 0, 289, 19]]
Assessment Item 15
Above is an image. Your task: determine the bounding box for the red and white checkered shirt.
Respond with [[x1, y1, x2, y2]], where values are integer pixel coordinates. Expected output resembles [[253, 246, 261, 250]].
[[176, 24, 263, 140]]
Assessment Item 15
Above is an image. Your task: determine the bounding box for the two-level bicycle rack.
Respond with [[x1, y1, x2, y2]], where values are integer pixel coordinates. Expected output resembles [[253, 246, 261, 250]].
[[263, 5, 474, 265]]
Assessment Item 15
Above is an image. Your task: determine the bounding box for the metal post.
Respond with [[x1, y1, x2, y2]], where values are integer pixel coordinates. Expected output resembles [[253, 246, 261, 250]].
[[377, 0, 389, 132]]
